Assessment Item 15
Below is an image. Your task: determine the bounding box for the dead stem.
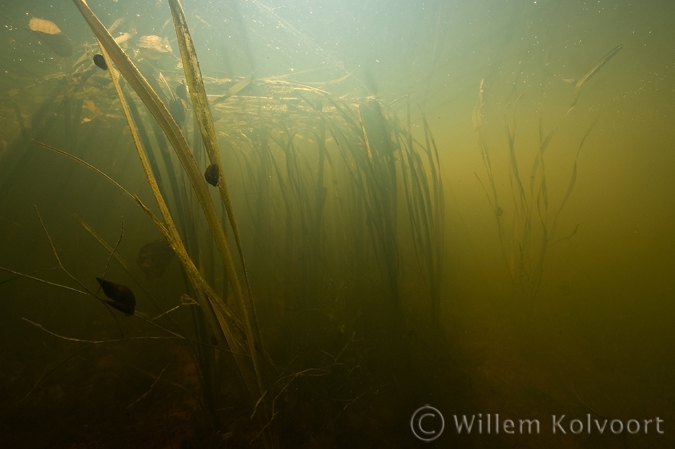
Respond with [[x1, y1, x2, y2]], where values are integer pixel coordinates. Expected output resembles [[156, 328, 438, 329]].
[[73, 214, 174, 325], [19, 347, 84, 403], [100, 217, 124, 284], [333, 390, 369, 421], [21, 316, 242, 355], [0, 266, 59, 286], [127, 353, 177, 409], [252, 368, 331, 442], [321, 331, 360, 363], [22, 318, 177, 344], [33, 205, 122, 329], [0, 266, 84, 294], [34, 140, 157, 217]]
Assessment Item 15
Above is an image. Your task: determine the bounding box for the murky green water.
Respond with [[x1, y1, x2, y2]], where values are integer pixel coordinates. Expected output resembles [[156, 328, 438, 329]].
[[1, 0, 673, 447]]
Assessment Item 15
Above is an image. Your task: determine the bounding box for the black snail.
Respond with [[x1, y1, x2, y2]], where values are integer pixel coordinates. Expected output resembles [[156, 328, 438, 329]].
[[175, 82, 188, 101], [96, 277, 136, 315], [93, 54, 108, 70], [204, 164, 219, 186]]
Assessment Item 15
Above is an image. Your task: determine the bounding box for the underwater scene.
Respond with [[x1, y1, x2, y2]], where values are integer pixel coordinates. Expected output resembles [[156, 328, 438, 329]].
[[1, 0, 673, 447]]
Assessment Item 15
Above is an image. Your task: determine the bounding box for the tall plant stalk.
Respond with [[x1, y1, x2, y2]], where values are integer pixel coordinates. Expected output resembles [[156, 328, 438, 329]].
[[474, 44, 620, 312], [71, 0, 275, 445]]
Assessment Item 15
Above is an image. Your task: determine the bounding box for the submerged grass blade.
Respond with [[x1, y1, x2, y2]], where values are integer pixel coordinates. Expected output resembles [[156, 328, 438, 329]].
[[557, 116, 599, 215], [165, 7, 272, 423], [71, 2, 273, 443], [167, 0, 252, 296], [70, 1, 242, 314], [91, 46, 247, 343], [71, 0, 251, 337], [570, 44, 623, 110]]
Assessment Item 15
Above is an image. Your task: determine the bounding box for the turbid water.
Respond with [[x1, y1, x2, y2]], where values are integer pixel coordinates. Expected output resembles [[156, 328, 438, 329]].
[[1, 0, 673, 447]]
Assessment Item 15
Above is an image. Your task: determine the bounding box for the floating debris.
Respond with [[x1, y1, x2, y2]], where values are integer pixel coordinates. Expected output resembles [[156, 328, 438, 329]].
[[108, 17, 124, 33], [136, 238, 175, 280], [96, 277, 136, 315], [137, 35, 173, 59], [93, 54, 107, 70], [211, 74, 253, 105], [194, 15, 211, 28], [28, 17, 73, 57], [113, 32, 134, 45], [204, 164, 219, 186]]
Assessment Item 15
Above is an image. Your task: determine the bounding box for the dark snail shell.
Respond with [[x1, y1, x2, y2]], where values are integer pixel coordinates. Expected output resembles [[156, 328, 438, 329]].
[[93, 54, 108, 70], [96, 277, 136, 315], [175, 82, 188, 101], [204, 164, 219, 186]]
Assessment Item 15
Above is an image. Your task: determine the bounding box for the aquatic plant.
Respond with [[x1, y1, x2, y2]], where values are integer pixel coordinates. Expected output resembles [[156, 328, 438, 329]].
[[0, 0, 445, 444], [474, 45, 621, 314]]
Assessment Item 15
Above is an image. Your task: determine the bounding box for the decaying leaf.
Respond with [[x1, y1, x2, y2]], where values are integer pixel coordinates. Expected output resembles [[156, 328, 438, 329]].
[[137, 35, 173, 59], [28, 17, 73, 57], [114, 32, 134, 45]]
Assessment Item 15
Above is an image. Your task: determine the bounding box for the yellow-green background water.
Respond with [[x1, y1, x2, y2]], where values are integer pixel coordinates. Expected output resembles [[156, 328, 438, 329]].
[[1, 0, 674, 447]]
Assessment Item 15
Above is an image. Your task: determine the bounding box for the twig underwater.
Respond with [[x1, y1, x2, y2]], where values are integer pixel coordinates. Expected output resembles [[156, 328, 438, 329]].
[[126, 352, 178, 410], [98, 217, 124, 286], [21, 316, 242, 355]]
